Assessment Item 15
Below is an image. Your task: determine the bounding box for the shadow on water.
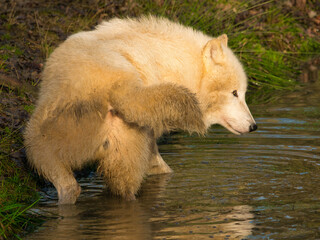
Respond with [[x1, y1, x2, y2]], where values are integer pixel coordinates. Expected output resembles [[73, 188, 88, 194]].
[[27, 62, 320, 240]]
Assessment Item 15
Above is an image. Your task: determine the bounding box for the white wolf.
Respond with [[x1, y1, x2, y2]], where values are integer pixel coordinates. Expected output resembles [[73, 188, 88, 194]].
[[24, 16, 257, 204]]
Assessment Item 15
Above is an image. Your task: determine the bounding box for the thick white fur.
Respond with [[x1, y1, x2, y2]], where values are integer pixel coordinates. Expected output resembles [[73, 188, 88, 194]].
[[24, 16, 256, 204]]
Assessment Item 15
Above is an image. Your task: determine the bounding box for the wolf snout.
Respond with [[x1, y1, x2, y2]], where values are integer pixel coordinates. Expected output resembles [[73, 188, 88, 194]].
[[249, 123, 258, 132]]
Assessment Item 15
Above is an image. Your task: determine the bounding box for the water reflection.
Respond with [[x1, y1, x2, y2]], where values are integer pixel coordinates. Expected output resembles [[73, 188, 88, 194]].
[[28, 174, 255, 240], [28, 174, 170, 240], [27, 81, 320, 240], [152, 205, 254, 240]]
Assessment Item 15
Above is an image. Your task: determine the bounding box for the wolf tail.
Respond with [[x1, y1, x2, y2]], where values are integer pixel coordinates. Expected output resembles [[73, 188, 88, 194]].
[[109, 81, 206, 138]]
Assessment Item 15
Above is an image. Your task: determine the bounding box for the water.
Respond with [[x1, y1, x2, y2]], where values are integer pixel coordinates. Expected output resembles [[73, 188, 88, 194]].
[[27, 82, 320, 240]]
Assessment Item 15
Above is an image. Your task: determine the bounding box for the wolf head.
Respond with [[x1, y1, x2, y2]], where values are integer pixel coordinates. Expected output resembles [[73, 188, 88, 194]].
[[200, 34, 257, 135]]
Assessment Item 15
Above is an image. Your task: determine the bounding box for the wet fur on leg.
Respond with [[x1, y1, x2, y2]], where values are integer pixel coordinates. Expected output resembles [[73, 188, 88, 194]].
[[147, 136, 173, 175], [24, 99, 110, 204], [96, 113, 152, 200]]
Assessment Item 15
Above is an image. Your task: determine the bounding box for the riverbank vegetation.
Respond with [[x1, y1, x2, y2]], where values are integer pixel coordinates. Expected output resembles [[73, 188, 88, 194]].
[[0, 0, 319, 238]]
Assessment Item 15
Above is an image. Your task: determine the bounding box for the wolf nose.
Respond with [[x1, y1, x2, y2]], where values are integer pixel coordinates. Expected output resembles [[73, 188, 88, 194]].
[[249, 123, 258, 132]]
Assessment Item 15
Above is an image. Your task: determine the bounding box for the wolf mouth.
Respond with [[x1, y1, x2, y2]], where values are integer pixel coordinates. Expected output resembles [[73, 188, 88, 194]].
[[223, 120, 242, 135]]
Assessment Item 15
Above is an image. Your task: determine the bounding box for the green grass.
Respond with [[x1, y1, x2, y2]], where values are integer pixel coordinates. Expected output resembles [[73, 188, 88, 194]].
[[0, 126, 42, 239], [0, 201, 42, 239], [0, 44, 24, 72], [23, 105, 35, 114]]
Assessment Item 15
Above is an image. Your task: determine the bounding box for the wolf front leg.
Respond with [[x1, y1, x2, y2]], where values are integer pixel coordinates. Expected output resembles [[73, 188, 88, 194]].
[[109, 81, 206, 138], [147, 135, 173, 175], [51, 164, 81, 204], [96, 112, 152, 200]]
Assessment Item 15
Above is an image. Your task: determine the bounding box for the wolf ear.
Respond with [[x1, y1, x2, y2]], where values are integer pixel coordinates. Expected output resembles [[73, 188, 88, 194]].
[[217, 34, 228, 47], [203, 34, 228, 68]]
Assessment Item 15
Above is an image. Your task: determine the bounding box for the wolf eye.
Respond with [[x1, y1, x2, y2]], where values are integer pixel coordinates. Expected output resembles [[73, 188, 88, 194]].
[[232, 90, 238, 97]]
